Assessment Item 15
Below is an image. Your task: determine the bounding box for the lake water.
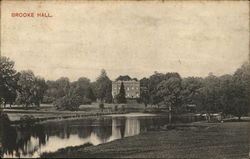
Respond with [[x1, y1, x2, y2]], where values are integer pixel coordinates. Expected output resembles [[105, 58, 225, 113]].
[[2, 113, 199, 158]]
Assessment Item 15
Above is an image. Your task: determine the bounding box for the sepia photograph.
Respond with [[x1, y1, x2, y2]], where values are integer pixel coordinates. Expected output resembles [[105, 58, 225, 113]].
[[0, 0, 249, 158]]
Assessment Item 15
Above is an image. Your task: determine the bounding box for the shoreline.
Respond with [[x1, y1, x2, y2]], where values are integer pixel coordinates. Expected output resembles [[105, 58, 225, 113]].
[[40, 120, 249, 159]]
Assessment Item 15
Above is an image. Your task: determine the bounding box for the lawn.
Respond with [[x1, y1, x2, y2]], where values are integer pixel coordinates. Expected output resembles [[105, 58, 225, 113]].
[[41, 121, 250, 159]]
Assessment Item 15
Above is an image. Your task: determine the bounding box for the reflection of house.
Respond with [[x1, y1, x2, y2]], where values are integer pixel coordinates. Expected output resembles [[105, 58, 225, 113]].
[[112, 76, 140, 99], [124, 118, 140, 137]]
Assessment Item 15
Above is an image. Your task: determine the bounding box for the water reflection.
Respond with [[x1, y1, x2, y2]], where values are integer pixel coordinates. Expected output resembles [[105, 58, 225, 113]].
[[1, 114, 199, 158]]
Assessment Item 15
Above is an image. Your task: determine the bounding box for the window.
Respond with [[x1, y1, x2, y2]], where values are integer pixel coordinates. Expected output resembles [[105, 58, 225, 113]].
[[132, 87, 134, 90], [127, 87, 129, 90]]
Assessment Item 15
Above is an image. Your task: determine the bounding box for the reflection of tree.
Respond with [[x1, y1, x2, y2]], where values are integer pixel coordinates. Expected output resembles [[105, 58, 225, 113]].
[[1, 121, 48, 158], [2, 125, 18, 157], [32, 125, 46, 146], [92, 118, 112, 141], [118, 118, 126, 138], [78, 126, 92, 138]]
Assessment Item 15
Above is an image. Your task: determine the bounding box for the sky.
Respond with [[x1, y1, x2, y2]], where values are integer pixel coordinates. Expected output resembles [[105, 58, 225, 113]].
[[1, 1, 249, 82]]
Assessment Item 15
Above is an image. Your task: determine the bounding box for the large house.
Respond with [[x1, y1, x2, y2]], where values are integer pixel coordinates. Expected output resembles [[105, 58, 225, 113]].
[[112, 76, 140, 99]]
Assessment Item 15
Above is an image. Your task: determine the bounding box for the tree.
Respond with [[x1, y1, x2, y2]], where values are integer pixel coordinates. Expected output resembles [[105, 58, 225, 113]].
[[104, 83, 113, 103], [32, 77, 47, 107], [148, 72, 166, 106], [53, 93, 81, 111], [55, 77, 70, 98], [85, 87, 96, 102], [140, 88, 150, 108], [156, 74, 182, 113], [16, 70, 47, 108], [95, 69, 112, 103], [16, 70, 36, 107], [196, 74, 221, 113], [227, 63, 250, 120], [218, 74, 234, 116], [116, 82, 126, 103], [181, 77, 203, 111], [140, 77, 150, 107], [43, 77, 70, 103], [0, 56, 19, 106]]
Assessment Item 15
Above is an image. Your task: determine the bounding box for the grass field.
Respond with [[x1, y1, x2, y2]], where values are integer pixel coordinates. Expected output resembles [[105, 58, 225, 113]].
[[41, 121, 250, 159]]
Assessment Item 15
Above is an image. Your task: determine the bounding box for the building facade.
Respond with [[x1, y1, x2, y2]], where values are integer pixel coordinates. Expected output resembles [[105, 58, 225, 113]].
[[112, 80, 140, 99]]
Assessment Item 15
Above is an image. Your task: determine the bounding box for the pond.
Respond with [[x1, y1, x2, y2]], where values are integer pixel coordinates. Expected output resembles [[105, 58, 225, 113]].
[[1, 113, 199, 158]]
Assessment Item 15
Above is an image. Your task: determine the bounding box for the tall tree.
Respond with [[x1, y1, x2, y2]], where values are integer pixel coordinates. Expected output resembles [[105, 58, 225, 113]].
[[148, 72, 166, 106], [156, 73, 182, 112], [104, 82, 113, 103], [16, 70, 36, 108], [16, 70, 47, 108], [228, 63, 250, 120], [95, 69, 112, 103], [116, 82, 126, 103], [181, 77, 203, 107], [0, 56, 19, 106], [140, 88, 150, 108], [55, 77, 70, 98], [32, 77, 47, 107]]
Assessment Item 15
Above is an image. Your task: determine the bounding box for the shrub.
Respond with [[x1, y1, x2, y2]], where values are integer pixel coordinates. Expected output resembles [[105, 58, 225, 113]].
[[121, 105, 125, 112], [82, 97, 92, 105], [42, 96, 55, 104], [99, 103, 104, 111], [53, 94, 81, 111], [114, 105, 118, 112]]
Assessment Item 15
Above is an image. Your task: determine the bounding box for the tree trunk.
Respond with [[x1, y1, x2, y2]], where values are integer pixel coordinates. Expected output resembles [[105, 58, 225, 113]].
[[238, 116, 241, 121], [169, 105, 172, 124]]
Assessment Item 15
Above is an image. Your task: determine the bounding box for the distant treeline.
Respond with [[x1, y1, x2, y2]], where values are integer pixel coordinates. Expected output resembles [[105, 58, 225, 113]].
[[0, 56, 249, 119]]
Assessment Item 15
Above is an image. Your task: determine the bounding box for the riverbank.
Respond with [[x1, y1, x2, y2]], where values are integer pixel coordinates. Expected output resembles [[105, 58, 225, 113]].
[[41, 121, 249, 159], [1, 102, 164, 124]]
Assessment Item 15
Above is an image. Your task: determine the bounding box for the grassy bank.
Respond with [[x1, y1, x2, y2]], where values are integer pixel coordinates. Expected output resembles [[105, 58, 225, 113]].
[[41, 121, 249, 159]]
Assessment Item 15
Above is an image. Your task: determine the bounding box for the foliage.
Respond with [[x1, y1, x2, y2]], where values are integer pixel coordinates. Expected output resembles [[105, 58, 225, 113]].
[[140, 88, 150, 108], [53, 93, 81, 111], [121, 105, 125, 112], [94, 69, 113, 103], [156, 73, 182, 112], [116, 82, 126, 103], [226, 63, 250, 119], [104, 83, 113, 103], [114, 105, 118, 111], [44, 77, 96, 105], [16, 70, 47, 107], [1, 56, 249, 120], [82, 97, 92, 105], [148, 72, 166, 106], [0, 56, 19, 106], [85, 87, 96, 102], [44, 77, 70, 102], [99, 103, 104, 111], [181, 77, 203, 105]]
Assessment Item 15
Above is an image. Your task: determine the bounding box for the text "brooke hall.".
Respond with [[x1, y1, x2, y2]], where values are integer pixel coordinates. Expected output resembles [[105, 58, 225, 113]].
[[11, 12, 53, 18]]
